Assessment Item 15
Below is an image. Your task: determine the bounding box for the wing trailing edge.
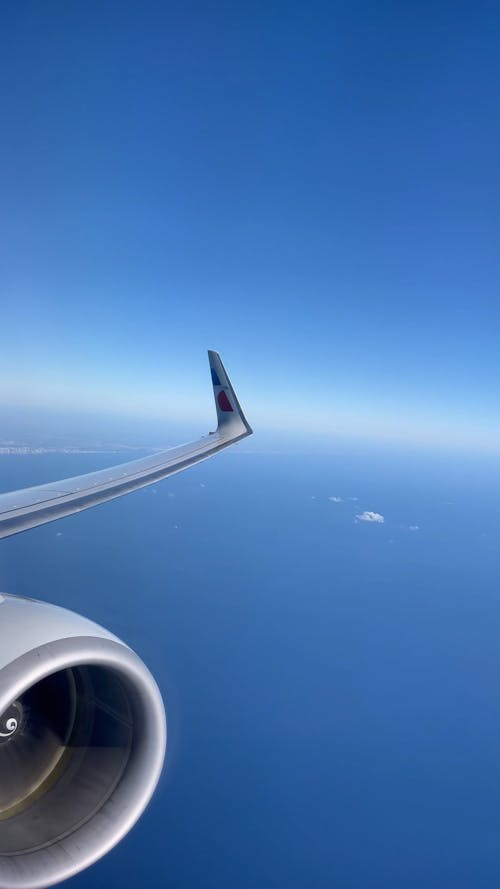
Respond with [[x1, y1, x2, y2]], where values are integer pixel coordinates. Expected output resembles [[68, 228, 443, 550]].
[[0, 351, 252, 539]]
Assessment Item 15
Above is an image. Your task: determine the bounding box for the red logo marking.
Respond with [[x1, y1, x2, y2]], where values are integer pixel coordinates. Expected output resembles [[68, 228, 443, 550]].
[[217, 391, 234, 412]]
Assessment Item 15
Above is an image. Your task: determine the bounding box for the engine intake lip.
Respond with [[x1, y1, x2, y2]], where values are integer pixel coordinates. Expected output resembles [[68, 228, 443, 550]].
[[0, 635, 166, 889]]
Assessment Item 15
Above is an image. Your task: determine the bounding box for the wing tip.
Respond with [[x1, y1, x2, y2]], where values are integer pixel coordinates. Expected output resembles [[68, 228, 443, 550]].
[[208, 350, 253, 438]]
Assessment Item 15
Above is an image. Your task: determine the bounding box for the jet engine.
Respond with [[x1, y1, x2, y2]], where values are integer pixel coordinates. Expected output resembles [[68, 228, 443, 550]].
[[0, 593, 166, 889]]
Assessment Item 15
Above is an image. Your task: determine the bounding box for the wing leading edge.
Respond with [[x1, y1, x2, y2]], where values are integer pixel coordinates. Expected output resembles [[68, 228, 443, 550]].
[[0, 351, 252, 539]]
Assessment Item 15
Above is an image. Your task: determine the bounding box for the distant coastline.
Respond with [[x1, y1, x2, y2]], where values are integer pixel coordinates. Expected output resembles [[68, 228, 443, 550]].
[[0, 443, 162, 456]]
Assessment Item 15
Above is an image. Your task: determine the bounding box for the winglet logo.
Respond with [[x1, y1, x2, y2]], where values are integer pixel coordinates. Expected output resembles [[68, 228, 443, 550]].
[[211, 367, 222, 387], [217, 391, 233, 412]]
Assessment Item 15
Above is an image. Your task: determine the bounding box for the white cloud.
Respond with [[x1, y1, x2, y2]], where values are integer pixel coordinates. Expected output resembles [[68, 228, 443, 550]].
[[409, 525, 420, 531], [348, 497, 359, 501], [328, 496, 343, 502], [356, 511, 385, 524]]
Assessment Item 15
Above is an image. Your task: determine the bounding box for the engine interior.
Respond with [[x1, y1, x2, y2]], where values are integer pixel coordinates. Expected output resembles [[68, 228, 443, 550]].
[[0, 665, 133, 856]]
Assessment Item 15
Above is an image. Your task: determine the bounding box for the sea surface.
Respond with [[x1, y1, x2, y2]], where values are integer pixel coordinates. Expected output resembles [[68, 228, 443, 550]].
[[1, 447, 500, 888]]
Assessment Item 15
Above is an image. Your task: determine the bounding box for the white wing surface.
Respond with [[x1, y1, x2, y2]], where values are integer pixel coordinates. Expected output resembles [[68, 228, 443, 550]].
[[0, 351, 252, 539]]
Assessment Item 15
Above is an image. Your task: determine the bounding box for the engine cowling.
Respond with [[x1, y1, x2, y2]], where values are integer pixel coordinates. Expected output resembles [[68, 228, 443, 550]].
[[0, 593, 166, 889]]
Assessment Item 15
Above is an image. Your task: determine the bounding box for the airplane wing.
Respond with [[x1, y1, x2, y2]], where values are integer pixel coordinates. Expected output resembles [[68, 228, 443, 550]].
[[0, 350, 252, 539]]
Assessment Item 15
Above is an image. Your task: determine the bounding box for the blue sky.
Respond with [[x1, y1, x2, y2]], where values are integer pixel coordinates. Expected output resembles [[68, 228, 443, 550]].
[[1, 1, 499, 453]]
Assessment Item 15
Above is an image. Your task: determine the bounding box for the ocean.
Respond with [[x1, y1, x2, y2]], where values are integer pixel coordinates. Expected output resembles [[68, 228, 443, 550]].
[[0, 447, 499, 888]]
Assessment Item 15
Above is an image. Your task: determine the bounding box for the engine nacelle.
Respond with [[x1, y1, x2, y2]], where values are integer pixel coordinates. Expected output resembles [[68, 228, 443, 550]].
[[0, 593, 166, 889]]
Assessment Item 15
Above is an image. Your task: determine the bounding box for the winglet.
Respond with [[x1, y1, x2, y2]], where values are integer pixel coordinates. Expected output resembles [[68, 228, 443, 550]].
[[0, 351, 252, 539], [208, 350, 253, 438]]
